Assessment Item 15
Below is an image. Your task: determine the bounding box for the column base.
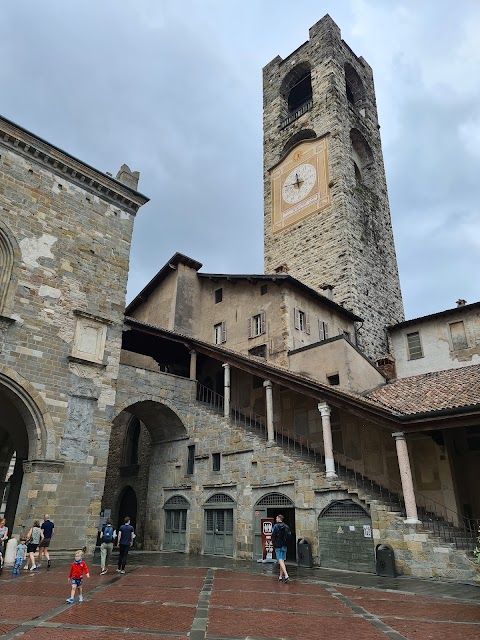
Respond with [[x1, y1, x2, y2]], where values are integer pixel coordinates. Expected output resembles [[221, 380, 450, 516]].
[[326, 470, 338, 479], [404, 517, 421, 525]]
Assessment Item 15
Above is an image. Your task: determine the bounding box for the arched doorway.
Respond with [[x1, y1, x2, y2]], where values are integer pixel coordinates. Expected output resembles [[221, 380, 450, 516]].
[[253, 493, 296, 561], [0, 372, 48, 533], [318, 499, 374, 572], [117, 486, 137, 533], [163, 495, 190, 552], [203, 493, 235, 556]]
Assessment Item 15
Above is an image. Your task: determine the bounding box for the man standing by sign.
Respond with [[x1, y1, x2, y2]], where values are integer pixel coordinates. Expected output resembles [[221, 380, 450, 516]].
[[272, 514, 291, 583]]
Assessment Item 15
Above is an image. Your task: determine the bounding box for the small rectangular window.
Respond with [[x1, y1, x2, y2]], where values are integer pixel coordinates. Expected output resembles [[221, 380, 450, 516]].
[[215, 288, 223, 303], [407, 332, 423, 360], [214, 321, 226, 344], [449, 321, 468, 350], [260, 284, 268, 296], [294, 308, 310, 334], [187, 444, 195, 475], [248, 344, 267, 358], [212, 452, 221, 472], [248, 312, 266, 338], [327, 373, 340, 386]]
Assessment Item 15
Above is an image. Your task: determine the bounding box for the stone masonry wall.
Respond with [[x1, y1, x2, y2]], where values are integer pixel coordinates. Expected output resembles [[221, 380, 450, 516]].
[[0, 123, 144, 549], [263, 15, 404, 358]]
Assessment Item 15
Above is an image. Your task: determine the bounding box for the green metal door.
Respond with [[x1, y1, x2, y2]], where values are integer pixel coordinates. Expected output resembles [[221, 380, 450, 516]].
[[164, 509, 187, 551], [204, 509, 234, 556], [318, 500, 375, 572]]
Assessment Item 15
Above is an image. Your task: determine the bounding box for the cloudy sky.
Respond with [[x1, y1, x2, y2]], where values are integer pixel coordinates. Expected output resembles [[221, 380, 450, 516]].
[[2, 0, 479, 319]]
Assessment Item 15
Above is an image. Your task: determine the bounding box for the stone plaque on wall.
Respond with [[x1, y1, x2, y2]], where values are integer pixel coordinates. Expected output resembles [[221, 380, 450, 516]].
[[60, 395, 95, 462]]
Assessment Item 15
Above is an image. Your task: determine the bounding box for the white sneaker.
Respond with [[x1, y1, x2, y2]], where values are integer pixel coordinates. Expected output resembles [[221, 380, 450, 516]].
[[29, 565, 36, 571]]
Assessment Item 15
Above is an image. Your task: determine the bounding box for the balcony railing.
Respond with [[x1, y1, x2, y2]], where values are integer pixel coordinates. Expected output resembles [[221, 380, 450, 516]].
[[280, 100, 313, 129]]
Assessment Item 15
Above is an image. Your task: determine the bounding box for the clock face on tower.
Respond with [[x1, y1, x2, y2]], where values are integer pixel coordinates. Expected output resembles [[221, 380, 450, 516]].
[[270, 138, 330, 234], [281, 163, 317, 204]]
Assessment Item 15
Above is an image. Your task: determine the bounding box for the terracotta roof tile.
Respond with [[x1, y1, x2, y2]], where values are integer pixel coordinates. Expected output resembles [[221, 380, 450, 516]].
[[365, 364, 480, 416]]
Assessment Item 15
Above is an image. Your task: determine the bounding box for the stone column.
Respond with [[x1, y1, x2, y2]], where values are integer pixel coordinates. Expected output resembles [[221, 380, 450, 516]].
[[263, 380, 275, 443], [318, 402, 337, 478], [392, 432, 420, 524], [223, 363, 231, 418], [189, 350, 197, 381]]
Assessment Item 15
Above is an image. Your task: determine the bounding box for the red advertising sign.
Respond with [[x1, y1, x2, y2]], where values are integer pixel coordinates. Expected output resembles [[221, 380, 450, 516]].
[[261, 518, 275, 560]]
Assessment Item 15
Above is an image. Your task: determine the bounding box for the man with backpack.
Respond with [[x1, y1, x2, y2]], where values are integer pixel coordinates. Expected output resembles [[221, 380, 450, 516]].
[[271, 514, 291, 583], [99, 518, 116, 575]]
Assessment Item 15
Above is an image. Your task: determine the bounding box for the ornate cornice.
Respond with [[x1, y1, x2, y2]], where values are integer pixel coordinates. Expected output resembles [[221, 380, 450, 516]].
[[0, 115, 149, 215]]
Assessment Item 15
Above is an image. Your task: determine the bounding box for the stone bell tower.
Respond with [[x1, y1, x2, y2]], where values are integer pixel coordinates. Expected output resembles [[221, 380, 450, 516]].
[[263, 15, 404, 359]]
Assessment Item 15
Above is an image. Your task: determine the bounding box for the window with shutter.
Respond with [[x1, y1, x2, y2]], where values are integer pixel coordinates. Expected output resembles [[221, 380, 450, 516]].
[[247, 317, 252, 338], [250, 313, 266, 338], [406, 332, 423, 360], [214, 322, 227, 344], [221, 321, 227, 343], [294, 307, 300, 330], [449, 321, 468, 350], [305, 313, 310, 335]]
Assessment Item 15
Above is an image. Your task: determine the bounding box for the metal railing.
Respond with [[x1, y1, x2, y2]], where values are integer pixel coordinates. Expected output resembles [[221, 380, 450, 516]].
[[195, 382, 479, 551]]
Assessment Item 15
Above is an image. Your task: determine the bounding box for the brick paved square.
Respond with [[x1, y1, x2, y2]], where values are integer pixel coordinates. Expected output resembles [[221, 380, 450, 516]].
[[206, 609, 386, 639], [91, 585, 200, 604], [119, 574, 204, 589], [21, 630, 187, 640], [50, 601, 195, 632], [213, 575, 331, 596], [335, 586, 461, 604], [0, 595, 61, 622], [211, 590, 351, 614], [387, 620, 480, 640], [135, 566, 207, 577], [361, 600, 480, 622]]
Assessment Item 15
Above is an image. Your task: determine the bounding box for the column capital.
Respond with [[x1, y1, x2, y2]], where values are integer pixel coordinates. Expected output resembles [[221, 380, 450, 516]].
[[222, 362, 230, 370], [189, 349, 197, 356], [317, 402, 331, 417], [392, 431, 405, 441], [263, 379, 273, 389]]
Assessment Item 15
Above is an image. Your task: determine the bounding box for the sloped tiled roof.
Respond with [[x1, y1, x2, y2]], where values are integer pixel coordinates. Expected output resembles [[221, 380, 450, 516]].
[[365, 364, 480, 416]]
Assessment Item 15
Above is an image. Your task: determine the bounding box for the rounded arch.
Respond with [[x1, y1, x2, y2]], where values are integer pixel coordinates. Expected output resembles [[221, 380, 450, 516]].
[[164, 495, 190, 509], [319, 499, 369, 519], [350, 128, 375, 189], [0, 366, 54, 460], [116, 398, 188, 443], [204, 492, 235, 506], [344, 63, 366, 107], [255, 492, 294, 507], [281, 129, 317, 158], [0, 219, 20, 317], [280, 62, 313, 115]]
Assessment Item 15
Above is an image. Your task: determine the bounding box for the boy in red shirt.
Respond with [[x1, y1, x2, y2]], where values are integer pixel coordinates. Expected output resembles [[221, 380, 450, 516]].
[[67, 550, 90, 603]]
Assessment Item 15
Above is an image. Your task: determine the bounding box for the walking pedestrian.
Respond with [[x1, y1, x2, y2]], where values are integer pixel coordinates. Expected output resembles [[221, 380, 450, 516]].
[[66, 549, 90, 603], [99, 517, 116, 575], [25, 519, 43, 570], [38, 513, 54, 569], [272, 514, 291, 583], [0, 518, 8, 556], [116, 516, 134, 574], [13, 536, 27, 575]]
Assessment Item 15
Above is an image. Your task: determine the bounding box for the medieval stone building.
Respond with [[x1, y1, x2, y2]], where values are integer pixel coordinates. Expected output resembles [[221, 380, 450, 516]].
[[1, 15, 479, 581]]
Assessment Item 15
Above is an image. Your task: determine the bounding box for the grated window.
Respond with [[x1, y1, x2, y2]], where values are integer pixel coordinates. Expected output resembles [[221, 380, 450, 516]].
[[320, 500, 368, 518], [256, 493, 294, 507], [164, 495, 190, 508], [205, 493, 234, 504]]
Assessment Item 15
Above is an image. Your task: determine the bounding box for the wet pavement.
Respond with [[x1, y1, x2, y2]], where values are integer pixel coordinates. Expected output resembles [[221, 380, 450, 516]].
[[0, 551, 478, 639]]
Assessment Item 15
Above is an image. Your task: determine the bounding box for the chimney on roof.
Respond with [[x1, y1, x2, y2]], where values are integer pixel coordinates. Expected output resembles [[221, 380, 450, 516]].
[[116, 164, 140, 190], [456, 299, 467, 307], [320, 284, 334, 300], [375, 354, 396, 382], [274, 264, 289, 274]]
